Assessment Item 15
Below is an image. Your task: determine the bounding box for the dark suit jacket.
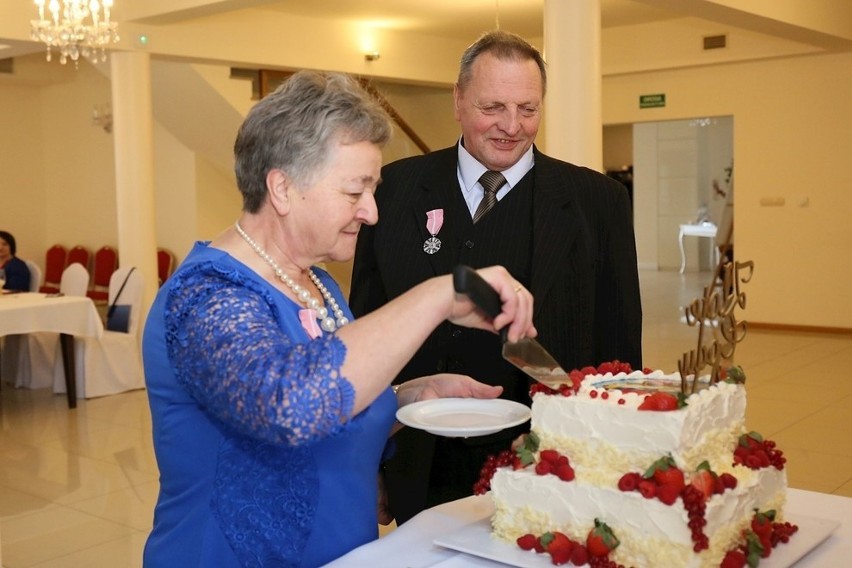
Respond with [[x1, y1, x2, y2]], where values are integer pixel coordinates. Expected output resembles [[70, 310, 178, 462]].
[[349, 144, 642, 521], [351, 145, 642, 373]]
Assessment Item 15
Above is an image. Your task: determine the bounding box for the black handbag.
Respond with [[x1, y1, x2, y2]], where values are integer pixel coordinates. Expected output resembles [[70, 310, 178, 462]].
[[106, 267, 136, 333]]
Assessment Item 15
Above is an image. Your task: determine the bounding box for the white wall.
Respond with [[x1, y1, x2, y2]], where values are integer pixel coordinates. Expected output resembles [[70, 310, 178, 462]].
[[153, 121, 198, 264], [1, 57, 225, 277], [604, 51, 852, 329], [377, 82, 458, 156], [195, 155, 240, 244], [0, 80, 46, 269], [0, 59, 117, 277]]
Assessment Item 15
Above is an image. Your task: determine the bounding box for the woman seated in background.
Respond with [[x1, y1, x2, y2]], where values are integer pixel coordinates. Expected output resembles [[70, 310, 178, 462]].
[[141, 70, 536, 567], [0, 230, 31, 292]]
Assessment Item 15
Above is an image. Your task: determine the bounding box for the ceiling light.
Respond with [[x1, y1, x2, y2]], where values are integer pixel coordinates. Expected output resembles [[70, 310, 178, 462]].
[[30, 0, 120, 66]]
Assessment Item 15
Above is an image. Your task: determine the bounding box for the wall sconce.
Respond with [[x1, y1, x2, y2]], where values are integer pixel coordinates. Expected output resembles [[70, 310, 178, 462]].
[[364, 51, 380, 62], [92, 103, 113, 133]]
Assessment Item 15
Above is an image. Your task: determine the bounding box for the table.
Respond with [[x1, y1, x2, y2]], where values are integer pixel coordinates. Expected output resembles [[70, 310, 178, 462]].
[[679, 223, 718, 273], [327, 489, 852, 567], [0, 292, 103, 408]]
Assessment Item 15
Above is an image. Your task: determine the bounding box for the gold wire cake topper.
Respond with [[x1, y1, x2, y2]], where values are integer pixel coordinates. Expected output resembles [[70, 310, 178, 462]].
[[678, 259, 754, 393]]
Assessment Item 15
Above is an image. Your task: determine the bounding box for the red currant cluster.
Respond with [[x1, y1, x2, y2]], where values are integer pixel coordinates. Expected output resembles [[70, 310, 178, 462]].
[[770, 520, 798, 546], [473, 449, 516, 495], [681, 485, 709, 552]]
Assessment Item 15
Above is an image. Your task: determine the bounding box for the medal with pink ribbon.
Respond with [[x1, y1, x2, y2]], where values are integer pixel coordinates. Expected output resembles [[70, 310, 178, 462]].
[[423, 209, 443, 254]]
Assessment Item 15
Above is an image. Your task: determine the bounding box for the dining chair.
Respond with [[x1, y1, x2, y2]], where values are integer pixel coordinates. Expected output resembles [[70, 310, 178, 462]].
[[1, 260, 44, 388], [54, 266, 145, 399], [59, 263, 91, 297], [23, 259, 42, 292], [66, 245, 91, 271], [19, 263, 93, 389], [3, 260, 35, 387], [157, 247, 176, 287], [86, 245, 118, 306], [38, 244, 67, 294]]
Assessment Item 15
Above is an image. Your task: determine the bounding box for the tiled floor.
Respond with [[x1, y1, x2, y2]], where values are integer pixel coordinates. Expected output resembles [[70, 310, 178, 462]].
[[1, 269, 851, 567]]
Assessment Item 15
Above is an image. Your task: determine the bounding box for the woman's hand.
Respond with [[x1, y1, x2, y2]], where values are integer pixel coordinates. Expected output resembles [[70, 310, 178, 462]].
[[445, 265, 537, 343], [395, 374, 503, 408]]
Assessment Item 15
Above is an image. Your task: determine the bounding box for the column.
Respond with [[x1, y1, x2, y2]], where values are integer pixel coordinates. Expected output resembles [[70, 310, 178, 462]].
[[543, 0, 603, 172], [110, 51, 159, 326]]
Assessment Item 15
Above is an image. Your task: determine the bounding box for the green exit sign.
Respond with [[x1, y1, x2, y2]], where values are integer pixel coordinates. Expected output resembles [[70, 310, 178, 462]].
[[640, 94, 666, 108]]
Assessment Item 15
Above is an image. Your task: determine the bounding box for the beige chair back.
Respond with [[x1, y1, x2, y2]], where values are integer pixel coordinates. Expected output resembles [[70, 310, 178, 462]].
[[60, 263, 90, 297], [23, 260, 41, 292]]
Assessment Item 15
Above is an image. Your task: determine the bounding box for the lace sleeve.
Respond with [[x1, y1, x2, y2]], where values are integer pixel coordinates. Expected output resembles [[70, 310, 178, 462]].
[[163, 263, 356, 447]]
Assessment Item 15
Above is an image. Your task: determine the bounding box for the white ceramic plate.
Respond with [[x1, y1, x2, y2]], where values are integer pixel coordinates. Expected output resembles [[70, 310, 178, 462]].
[[434, 515, 839, 568], [396, 398, 531, 438]]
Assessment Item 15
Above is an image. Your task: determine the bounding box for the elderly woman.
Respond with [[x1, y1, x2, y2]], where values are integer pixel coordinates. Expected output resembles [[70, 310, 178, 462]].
[[142, 71, 536, 567], [0, 230, 31, 292]]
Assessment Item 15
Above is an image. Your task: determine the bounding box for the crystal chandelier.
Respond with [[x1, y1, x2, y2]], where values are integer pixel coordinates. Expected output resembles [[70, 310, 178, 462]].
[[30, 0, 120, 66]]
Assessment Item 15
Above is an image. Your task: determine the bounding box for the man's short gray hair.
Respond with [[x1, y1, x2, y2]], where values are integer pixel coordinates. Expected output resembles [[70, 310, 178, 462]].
[[457, 30, 547, 96]]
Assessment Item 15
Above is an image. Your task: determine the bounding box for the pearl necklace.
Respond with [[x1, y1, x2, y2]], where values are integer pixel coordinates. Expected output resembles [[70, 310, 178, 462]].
[[234, 221, 349, 333]]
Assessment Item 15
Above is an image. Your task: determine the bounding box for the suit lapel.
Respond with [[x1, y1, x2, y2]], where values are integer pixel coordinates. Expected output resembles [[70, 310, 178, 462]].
[[531, 151, 579, 320]]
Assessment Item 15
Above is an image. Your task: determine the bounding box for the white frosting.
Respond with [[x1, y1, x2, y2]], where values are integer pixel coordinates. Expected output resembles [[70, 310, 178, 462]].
[[532, 375, 746, 473], [490, 374, 788, 567], [493, 466, 787, 568]]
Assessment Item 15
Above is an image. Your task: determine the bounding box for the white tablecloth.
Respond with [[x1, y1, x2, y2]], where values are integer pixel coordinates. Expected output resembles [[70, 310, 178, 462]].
[[0, 292, 104, 408], [326, 489, 852, 567], [0, 292, 103, 338]]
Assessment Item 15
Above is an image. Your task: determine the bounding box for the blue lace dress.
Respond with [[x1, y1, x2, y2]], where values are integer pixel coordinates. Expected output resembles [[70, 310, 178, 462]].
[[142, 242, 397, 567]]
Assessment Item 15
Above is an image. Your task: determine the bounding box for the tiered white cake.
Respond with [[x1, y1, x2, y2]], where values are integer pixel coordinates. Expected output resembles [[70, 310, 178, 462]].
[[486, 367, 791, 567]]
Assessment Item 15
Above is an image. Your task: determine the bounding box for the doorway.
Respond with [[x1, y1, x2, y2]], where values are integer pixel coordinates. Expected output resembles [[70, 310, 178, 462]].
[[604, 116, 733, 272]]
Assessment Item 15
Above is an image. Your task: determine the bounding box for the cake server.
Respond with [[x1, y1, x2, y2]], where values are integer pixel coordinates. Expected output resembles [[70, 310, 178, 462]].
[[452, 265, 569, 389]]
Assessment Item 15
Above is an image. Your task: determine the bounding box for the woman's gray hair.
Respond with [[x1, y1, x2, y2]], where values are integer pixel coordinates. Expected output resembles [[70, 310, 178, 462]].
[[457, 30, 547, 96], [234, 71, 392, 213]]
